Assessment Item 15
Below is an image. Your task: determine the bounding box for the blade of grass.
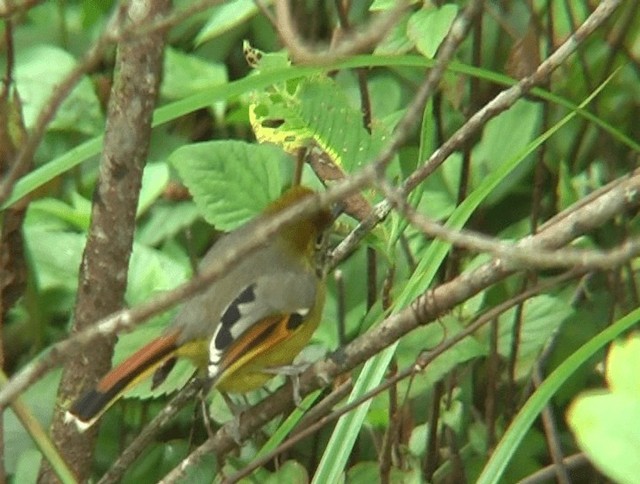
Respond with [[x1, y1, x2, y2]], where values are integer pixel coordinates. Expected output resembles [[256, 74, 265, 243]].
[[0, 371, 77, 484], [256, 390, 323, 459]]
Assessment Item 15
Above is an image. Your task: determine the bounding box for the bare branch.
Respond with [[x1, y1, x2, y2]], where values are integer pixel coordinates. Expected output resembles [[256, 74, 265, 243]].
[[274, 0, 409, 64], [0, 0, 44, 18], [376, 176, 640, 271]]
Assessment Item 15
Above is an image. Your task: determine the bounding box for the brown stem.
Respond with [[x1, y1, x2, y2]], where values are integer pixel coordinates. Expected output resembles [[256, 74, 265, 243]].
[[39, 1, 170, 481]]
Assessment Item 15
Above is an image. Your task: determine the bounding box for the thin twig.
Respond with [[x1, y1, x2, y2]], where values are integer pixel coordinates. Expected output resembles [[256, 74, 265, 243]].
[[517, 453, 590, 484], [376, 177, 640, 271], [274, 0, 409, 64], [532, 365, 571, 484]]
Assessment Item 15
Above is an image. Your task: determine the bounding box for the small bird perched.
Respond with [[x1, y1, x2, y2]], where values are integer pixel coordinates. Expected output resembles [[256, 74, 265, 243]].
[[67, 186, 333, 430]]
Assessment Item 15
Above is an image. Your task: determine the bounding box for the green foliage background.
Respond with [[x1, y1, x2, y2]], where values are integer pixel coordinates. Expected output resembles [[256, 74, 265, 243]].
[[2, 0, 639, 483]]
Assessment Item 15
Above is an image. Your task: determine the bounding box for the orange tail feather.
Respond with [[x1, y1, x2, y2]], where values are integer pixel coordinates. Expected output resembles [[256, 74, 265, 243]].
[[67, 330, 180, 430]]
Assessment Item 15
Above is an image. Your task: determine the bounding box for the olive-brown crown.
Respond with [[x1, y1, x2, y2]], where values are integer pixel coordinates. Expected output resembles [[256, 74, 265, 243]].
[[264, 186, 333, 256]]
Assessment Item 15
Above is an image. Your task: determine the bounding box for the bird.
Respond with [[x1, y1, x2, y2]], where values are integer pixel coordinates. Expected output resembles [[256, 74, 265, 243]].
[[66, 185, 333, 431]]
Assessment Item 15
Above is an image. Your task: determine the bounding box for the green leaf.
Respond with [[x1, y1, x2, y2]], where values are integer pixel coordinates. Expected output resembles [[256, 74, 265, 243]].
[[346, 461, 379, 481], [161, 47, 228, 100], [264, 460, 308, 484], [335, 71, 402, 121], [126, 243, 190, 305], [169, 140, 285, 230], [370, 0, 419, 10], [26, 196, 91, 231], [374, 12, 414, 55], [137, 202, 201, 246], [297, 78, 386, 170], [24, 229, 84, 292], [4, 369, 61, 474], [194, 0, 261, 46], [137, 161, 170, 217], [397, 318, 486, 398], [472, 99, 541, 205], [13, 448, 42, 484], [568, 393, 640, 484], [13, 45, 103, 135], [565, 335, 640, 484], [482, 295, 573, 380], [415, 152, 460, 220], [606, 333, 640, 396], [407, 5, 459, 58], [251, 76, 386, 171]]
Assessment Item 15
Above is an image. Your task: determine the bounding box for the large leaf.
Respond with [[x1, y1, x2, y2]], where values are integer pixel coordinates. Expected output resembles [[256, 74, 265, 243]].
[[24, 229, 84, 293], [137, 202, 201, 246], [250, 76, 387, 170], [194, 0, 262, 46], [567, 335, 640, 484], [137, 161, 170, 217], [472, 99, 541, 205], [407, 4, 459, 58], [374, 12, 414, 55], [12, 45, 103, 135], [476, 295, 573, 380], [169, 140, 285, 231], [568, 393, 640, 484], [4, 369, 61, 474], [161, 47, 228, 100]]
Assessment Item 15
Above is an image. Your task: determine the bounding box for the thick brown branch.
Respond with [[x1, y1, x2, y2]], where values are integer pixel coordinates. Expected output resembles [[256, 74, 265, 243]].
[[38, 1, 171, 481]]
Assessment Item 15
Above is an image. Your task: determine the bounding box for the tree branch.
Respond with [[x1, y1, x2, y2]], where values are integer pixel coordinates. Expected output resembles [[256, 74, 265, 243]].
[[38, 1, 171, 480]]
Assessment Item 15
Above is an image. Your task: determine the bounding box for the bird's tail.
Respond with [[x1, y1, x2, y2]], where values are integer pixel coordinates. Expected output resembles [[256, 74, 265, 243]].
[[66, 330, 181, 431]]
